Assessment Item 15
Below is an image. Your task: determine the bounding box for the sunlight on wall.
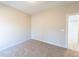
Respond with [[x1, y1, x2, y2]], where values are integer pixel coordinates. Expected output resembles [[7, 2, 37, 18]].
[[0, 5, 30, 51]]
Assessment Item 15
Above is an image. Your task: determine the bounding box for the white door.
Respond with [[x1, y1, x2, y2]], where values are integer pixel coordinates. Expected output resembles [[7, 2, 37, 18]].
[[68, 15, 79, 51]]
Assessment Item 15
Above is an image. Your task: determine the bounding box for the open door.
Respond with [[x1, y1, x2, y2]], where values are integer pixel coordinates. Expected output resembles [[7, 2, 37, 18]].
[[68, 14, 79, 51]]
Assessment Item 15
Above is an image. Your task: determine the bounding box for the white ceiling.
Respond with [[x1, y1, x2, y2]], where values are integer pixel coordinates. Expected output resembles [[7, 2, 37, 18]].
[[0, 1, 77, 15]]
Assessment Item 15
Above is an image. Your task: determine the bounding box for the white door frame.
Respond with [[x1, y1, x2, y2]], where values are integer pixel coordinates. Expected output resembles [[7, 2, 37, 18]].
[[66, 13, 79, 50]]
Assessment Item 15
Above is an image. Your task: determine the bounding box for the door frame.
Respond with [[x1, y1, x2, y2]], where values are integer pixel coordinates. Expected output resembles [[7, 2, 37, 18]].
[[66, 13, 79, 49]]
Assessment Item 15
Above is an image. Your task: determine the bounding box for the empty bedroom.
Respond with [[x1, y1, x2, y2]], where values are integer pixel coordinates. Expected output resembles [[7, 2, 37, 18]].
[[0, 1, 79, 57]]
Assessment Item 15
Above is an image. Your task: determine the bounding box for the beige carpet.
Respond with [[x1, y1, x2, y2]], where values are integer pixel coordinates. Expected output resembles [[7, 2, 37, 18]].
[[0, 39, 79, 57]]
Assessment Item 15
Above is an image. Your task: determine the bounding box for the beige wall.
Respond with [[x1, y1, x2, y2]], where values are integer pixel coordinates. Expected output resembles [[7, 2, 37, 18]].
[[31, 3, 79, 48], [0, 4, 31, 51], [0, 3, 79, 51]]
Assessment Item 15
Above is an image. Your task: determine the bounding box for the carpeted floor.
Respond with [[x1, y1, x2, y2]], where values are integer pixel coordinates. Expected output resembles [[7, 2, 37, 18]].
[[0, 39, 79, 57]]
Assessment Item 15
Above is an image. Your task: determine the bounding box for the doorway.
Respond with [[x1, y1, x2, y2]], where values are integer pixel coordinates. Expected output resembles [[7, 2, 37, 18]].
[[68, 14, 79, 52]]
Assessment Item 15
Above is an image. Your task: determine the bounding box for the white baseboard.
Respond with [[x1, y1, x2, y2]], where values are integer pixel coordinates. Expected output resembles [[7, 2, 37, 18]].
[[0, 38, 67, 52], [32, 39, 67, 48], [0, 39, 30, 52]]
